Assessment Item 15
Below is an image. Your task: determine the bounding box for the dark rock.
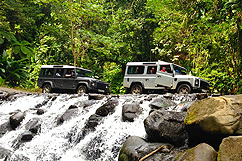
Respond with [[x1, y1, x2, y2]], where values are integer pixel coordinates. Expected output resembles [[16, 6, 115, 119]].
[[35, 100, 49, 108], [149, 97, 177, 110], [0, 121, 12, 138], [88, 94, 105, 100], [174, 143, 217, 161], [144, 110, 188, 146], [95, 99, 118, 116], [37, 109, 44, 115], [122, 103, 142, 122], [9, 111, 25, 129], [25, 118, 41, 134], [57, 108, 79, 125], [118, 136, 173, 161], [69, 114, 104, 144], [68, 105, 78, 109], [196, 93, 209, 100], [21, 131, 34, 141]]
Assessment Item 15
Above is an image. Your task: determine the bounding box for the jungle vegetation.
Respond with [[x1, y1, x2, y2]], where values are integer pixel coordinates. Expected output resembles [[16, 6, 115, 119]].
[[0, 0, 241, 94]]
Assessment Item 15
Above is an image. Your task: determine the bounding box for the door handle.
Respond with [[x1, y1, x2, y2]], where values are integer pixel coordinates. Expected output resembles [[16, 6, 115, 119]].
[[145, 79, 149, 81], [158, 75, 161, 78]]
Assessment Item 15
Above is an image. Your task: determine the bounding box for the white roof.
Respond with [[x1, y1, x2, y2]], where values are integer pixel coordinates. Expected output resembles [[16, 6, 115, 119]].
[[126, 60, 171, 66]]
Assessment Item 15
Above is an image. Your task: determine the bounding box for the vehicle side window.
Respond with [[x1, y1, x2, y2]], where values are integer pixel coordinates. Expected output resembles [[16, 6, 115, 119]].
[[160, 65, 172, 73], [147, 66, 157, 74], [55, 68, 63, 77], [127, 66, 144, 74], [64, 68, 75, 77], [40, 68, 54, 76]]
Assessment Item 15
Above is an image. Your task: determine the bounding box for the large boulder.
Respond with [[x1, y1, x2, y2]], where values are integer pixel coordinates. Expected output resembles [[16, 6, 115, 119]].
[[118, 136, 173, 161], [184, 95, 242, 149], [122, 103, 142, 122], [10, 111, 25, 129], [144, 110, 188, 146], [174, 143, 217, 161], [95, 99, 118, 116], [218, 136, 242, 161], [57, 108, 79, 125]]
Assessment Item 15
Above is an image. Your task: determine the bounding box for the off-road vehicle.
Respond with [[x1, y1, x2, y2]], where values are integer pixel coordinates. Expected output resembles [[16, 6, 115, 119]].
[[37, 65, 110, 94], [123, 60, 209, 94]]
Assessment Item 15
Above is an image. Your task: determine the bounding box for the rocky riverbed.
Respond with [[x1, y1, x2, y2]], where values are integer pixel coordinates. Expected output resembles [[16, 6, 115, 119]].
[[0, 89, 241, 161]]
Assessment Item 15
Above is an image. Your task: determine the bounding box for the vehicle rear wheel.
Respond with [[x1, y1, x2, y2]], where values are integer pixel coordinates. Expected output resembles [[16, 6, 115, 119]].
[[131, 84, 143, 95], [42, 84, 52, 93], [177, 84, 191, 94], [77, 85, 87, 94]]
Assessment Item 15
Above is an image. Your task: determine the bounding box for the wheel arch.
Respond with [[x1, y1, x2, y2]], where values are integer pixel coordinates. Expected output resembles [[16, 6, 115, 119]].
[[42, 81, 53, 88], [130, 82, 144, 89]]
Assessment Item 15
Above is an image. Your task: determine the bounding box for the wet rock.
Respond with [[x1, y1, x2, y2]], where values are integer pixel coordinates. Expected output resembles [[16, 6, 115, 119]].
[[185, 94, 242, 149], [68, 105, 78, 109], [0, 91, 10, 100], [86, 114, 104, 129], [174, 143, 217, 161], [70, 114, 104, 144], [37, 109, 44, 115], [0, 121, 12, 138], [95, 99, 118, 116], [122, 103, 142, 122], [144, 110, 188, 146], [118, 136, 173, 161], [218, 136, 242, 161], [10, 111, 25, 129], [149, 97, 177, 110], [35, 100, 49, 108], [88, 94, 105, 100], [21, 131, 34, 141], [25, 118, 41, 134], [0, 146, 12, 159], [57, 108, 79, 125], [196, 93, 209, 100]]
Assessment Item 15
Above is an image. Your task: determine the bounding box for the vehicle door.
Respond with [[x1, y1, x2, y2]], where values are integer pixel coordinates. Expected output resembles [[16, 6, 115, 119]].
[[144, 66, 157, 89], [155, 62, 174, 87], [52, 68, 64, 89], [62, 68, 76, 89]]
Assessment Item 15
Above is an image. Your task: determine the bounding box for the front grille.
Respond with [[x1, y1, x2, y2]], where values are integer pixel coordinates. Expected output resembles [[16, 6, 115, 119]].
[[96, 82, 107, 89], [200, 80, 209, 89]]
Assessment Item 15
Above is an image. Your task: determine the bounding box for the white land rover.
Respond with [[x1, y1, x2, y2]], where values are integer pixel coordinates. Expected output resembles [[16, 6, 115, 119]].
[[123, 60, 210, 94]]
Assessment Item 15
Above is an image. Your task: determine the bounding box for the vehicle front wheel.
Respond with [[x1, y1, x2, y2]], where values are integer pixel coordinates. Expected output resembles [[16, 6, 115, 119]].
[[177, 84, 191, 94], [76, 85, 87, 94], [42, 84, 52, 93], [131, 84, 143, 95]]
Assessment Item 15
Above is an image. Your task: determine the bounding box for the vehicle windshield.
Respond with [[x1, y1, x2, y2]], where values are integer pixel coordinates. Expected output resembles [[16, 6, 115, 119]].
[[173, 64, 188, 75], [76, 69, 93, 77]]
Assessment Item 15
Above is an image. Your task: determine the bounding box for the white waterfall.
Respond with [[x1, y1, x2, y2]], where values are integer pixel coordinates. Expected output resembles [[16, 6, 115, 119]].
[[0, 94, 154, 161]]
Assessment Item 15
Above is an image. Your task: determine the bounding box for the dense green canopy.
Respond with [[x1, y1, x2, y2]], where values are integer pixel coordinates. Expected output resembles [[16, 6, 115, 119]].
[[0, 0, 241, 94]]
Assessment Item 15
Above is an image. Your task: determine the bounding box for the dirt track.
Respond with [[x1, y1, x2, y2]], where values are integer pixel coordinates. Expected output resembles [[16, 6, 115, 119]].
[[0, 86, 34, 94]]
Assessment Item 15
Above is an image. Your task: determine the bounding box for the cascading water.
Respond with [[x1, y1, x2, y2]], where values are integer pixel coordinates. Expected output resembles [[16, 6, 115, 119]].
[[0, 93, 153, 161], [0, 93, 196, 161]]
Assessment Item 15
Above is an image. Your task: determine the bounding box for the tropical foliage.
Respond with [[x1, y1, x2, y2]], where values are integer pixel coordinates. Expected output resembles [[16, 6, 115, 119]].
[[0, 0, 241, 94]]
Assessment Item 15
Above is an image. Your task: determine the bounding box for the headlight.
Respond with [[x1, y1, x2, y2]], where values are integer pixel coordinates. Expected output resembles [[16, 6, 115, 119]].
[[195, 79, 199, 86]]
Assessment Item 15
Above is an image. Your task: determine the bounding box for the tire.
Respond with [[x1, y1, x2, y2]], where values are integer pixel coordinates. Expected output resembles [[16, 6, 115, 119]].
[[131, 84, 143, 95], [177, 84, 191, 94], [76, 85, 87, 94], [42, 84, 52, 93]]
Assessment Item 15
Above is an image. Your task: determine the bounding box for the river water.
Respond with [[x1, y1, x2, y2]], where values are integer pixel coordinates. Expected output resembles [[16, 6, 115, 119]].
[[0, 93, 194, 161]]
